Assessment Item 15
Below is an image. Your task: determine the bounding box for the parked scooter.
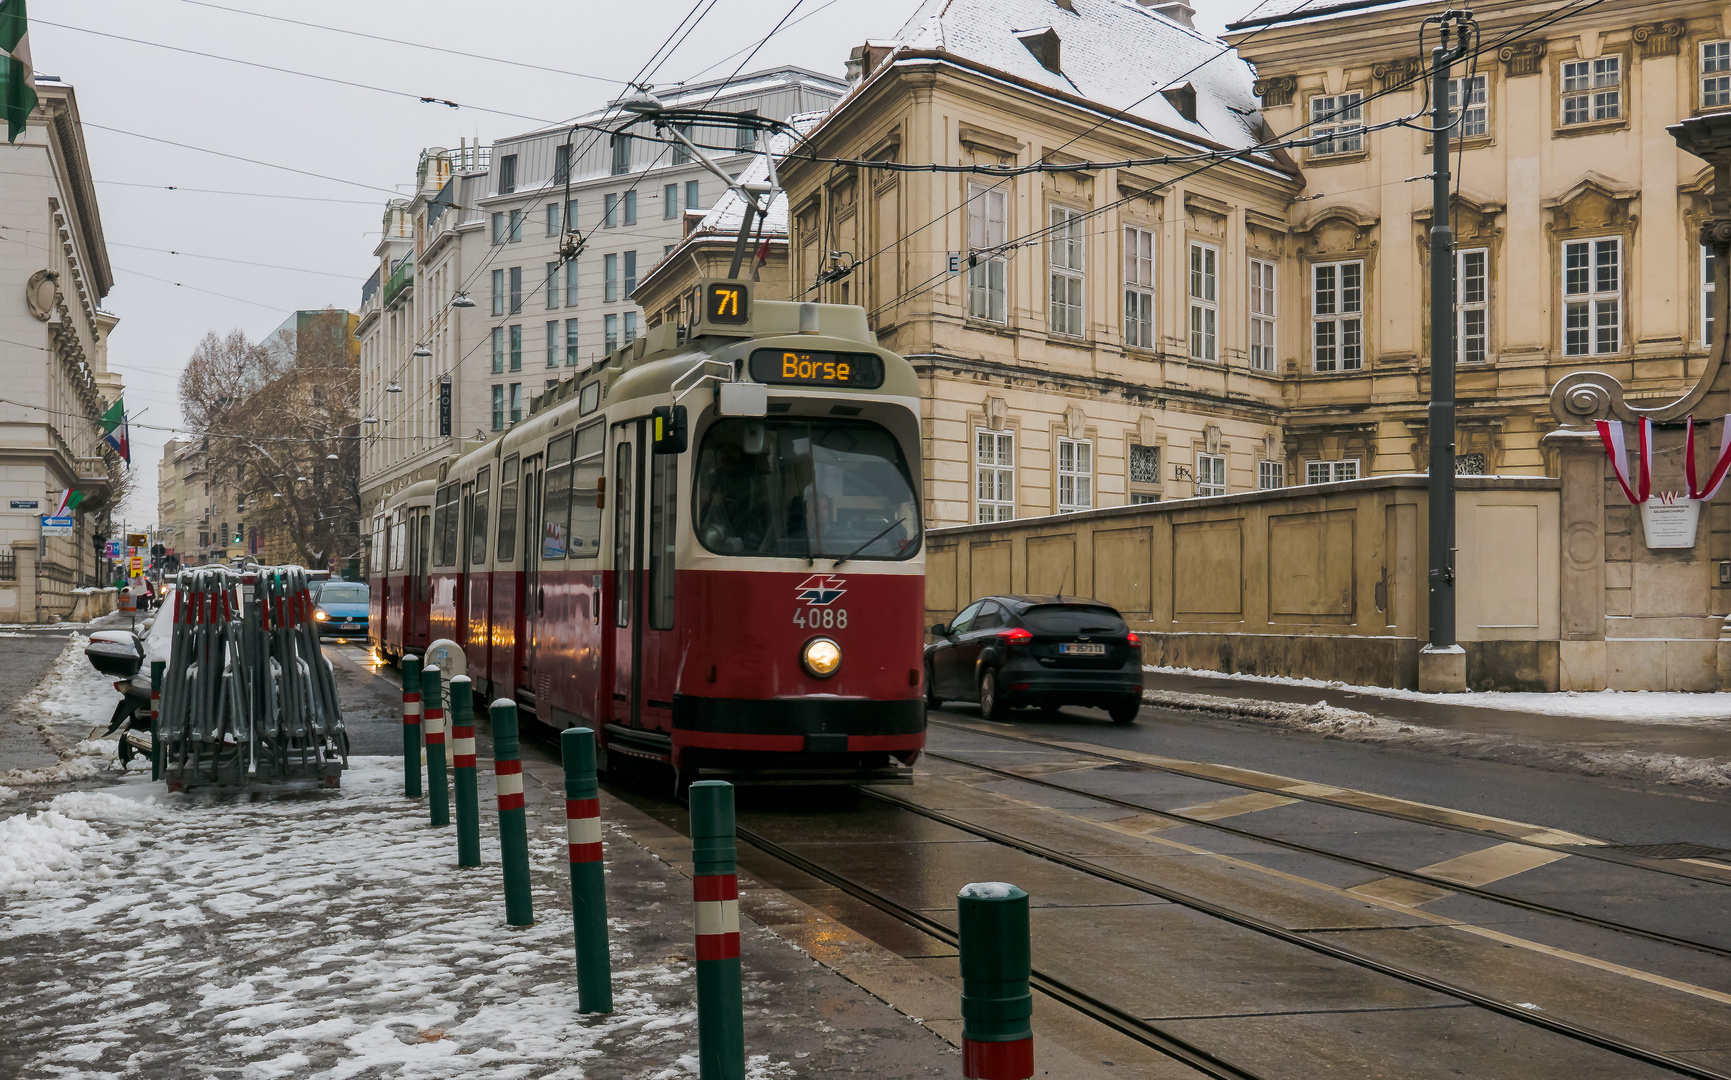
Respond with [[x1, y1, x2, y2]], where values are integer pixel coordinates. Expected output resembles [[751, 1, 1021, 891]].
[[84, 593, 174, 767]]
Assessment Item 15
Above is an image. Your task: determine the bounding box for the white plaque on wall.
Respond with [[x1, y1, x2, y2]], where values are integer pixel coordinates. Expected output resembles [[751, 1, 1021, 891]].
[[1640, 496, 1700, 549]]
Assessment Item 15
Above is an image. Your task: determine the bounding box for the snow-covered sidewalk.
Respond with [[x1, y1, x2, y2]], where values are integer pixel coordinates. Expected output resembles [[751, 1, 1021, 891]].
[[0, 759, 948, 1079]]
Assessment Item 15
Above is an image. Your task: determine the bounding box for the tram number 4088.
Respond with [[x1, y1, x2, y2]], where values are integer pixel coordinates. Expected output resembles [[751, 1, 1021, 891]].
[[793, 608, 849, 629]]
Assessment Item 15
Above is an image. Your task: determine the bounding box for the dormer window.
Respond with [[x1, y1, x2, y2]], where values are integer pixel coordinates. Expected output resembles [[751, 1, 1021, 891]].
[[1163, 83, 1197, 123], [1016, 27, 1061, 74]]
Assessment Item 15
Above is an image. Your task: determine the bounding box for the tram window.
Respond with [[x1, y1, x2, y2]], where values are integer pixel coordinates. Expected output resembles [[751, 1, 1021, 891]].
[[649, 451, 677, 630], [497, 455, 521, 562], [418, 509, 432, 575], [435, 483, 460, 566], [541, 436, 573, 560], [569, 421, 604, 558], [389, 512, 405, 572], [614, 440, 633, 627], [693, 418, 922, 561], [471, 466, 491, 564]]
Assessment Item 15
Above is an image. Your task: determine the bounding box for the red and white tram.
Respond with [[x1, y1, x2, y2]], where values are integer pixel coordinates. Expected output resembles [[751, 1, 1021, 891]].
[[374, 280, 926, 784]]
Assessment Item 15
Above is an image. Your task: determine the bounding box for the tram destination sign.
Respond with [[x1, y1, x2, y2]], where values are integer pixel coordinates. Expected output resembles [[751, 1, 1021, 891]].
[[748, 349, 885, 390]]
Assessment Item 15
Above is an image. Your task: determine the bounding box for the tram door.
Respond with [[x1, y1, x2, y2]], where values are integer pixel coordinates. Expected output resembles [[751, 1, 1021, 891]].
[[609, 420, 678, 732], [517, 453, 543, 703]]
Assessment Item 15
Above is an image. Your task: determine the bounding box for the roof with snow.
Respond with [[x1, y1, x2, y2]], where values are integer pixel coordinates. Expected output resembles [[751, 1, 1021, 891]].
[[883, 0, 1268, 152], [1225, 0, 1430, 31]]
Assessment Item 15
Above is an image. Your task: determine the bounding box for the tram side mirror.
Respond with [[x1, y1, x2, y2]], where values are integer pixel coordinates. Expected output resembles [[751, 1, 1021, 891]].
[[651, 405, 687, 455], [718, 382, 767, 418]]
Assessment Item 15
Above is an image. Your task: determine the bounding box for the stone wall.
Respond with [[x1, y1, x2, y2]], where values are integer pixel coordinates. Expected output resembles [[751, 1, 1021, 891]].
[[926, 474, 1561, 691]]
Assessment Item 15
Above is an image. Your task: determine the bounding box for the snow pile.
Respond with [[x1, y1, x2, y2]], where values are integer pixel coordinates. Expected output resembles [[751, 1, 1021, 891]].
[[1148, 665, 1731, 725], [0, 758, 813, 1078], [0, 790, 156, 894], [1143, 686, 1731, 789], [3, 635, 124, 786]]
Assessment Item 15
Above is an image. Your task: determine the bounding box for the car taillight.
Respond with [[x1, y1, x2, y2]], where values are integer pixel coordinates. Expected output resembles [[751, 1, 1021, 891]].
[[999, 627, 1033, 644], [1126, 631, 1140, 646]]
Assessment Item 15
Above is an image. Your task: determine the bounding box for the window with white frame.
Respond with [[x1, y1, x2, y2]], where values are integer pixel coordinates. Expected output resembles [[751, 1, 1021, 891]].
[[566, 258, 580, 307], [1447, 74, 1488, 138], [1124, 226, 1156, 348], [1309, 92, 1364, 156], [1249, 257, 1277, 371], [1705, 41, 1731, 108], [491, 327, 504, 373], [1312, 260, 1364, 371], [1562, 237, 1620, 356], [507, 209, 523, 243], [1457, 247, 1488, 363], [546, 262, 561, 309], [1562, 57, 1621, 124], [1258, 459, 1285, 489], [1196, 453, 1226, 497], [604, 253, 618, 302], [1305, 459, 1359, 485], [491, 268, 505, 316], [492, 385, 504, 430], [604, 313, 619, 352], [967, 185, 1008, 321], [1049, 206, 1085, 336], [976, 429, 1014, 522], [1704, 244, 1717, 346], [1057, 438, 1092, 512], [509, 383, 523, 424], [546, 203, 560, 236], [1189, 242, 1218, 361], [565, 319, 580, 366], [546, 321, 559, 368]]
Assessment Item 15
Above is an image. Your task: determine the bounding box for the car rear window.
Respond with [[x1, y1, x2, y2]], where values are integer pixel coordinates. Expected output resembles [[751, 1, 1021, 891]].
[[1021, 605, 1127, 635]]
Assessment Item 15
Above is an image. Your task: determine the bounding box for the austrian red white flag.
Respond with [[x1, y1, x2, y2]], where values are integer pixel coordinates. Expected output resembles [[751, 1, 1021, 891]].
[[1686, 414, 1731, 502], [1595, 416, 1652, 505]]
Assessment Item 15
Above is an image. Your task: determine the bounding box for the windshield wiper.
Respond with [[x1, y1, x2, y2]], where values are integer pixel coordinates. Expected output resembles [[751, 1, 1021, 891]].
[[833, 517, 905, 567]]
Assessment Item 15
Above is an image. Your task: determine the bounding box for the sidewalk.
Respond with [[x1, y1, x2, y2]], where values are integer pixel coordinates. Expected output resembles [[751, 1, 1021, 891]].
[[1143, 668, 1731, 788]]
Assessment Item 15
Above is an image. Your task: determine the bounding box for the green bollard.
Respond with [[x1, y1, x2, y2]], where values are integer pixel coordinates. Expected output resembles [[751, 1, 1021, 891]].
[[450, 676, 481, 867], [149, 660, 165, 782], [422, 666, 449, 827], [400, 654, 422, 798], [958, 882, 1034, 1080], [491, 699, 533, 926], [690, 780, 744, 1080], [562, 727, 613, 1013]]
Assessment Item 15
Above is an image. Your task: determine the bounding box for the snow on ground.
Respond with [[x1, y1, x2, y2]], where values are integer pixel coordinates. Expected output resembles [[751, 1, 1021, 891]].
[[1148, 665, 1731, 725], [2, 634, 127, 791], [1139, 684, 1731, 789], [0, 758, 811, 1079]]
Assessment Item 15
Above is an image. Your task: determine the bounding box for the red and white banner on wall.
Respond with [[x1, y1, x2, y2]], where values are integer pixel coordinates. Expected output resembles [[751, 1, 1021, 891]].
[[1595, 414, 1731, 548]]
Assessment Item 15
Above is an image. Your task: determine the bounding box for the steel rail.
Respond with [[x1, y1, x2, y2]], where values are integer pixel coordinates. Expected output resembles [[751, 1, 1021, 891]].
[[928, 716, 1731, 889], [731, 821, 1267, 1080], [921, 744, 1731, 962], [851, 787, 1731, 1080]]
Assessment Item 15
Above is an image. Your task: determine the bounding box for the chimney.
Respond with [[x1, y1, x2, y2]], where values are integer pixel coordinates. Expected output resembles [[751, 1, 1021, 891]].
[[1142, 0, 1196, 28], [847, 40, 900, 86]]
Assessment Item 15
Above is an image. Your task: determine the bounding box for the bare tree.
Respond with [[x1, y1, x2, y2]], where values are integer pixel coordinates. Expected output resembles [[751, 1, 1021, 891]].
[[177, 314, 361, 569]]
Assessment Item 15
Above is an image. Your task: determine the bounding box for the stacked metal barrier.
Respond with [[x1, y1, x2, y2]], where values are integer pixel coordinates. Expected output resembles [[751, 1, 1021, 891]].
[[158, 565, 348, 792]]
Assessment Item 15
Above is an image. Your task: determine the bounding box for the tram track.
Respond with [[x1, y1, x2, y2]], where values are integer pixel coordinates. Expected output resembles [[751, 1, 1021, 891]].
[[928, 715, 1731, 889], [917, 739, 1731, 963], [817, 787, 1731, 1080]]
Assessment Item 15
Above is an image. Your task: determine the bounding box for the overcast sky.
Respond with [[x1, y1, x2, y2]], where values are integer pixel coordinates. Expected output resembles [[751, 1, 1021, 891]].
[[29, 0, 1248, 526]]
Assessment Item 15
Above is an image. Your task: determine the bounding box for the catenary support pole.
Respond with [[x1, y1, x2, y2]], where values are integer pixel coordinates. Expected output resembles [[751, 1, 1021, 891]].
[[958, 881, 1034, 1080], [561, 727, 613, 1013], [400, 654, 422, 798], [422, 666, 449, 827], [492, 699, 533, 926], [450, 675, 480, 867], [1424, 12, 1473, 690], [689, 780, 744, 1080], [149, 660, 164, 782]]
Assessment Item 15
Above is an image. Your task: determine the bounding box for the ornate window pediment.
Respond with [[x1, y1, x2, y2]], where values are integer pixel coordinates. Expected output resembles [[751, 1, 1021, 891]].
[[1292, 205, 1378, 256], [1412, 191, 1506, 246], [1543, 172, 1639, 235]]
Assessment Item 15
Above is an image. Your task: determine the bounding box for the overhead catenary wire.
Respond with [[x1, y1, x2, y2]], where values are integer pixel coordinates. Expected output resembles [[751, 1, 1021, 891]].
[[95, 181, 383, 206], [108, 243, 360, 280], [862, 0, 1612, 320]]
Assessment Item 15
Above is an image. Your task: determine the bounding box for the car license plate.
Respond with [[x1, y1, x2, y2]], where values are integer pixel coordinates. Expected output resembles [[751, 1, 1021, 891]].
[[343, 621, 357, 628], [1061, 642, 1106, 656]]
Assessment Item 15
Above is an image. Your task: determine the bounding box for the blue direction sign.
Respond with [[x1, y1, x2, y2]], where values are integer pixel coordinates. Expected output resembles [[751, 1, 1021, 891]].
[[40, 516, 74, 537]]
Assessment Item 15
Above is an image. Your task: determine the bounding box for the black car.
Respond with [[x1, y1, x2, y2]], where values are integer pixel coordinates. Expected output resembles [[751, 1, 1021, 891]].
[[924, 595, 1144, 724]]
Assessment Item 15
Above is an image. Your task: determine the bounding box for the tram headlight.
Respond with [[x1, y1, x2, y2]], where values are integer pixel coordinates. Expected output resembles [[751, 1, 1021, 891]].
[[801, 637, 842, 678]]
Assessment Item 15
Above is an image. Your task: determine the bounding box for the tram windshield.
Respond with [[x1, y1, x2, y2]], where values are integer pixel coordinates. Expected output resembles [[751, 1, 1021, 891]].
[[694, 418, 921, 560]]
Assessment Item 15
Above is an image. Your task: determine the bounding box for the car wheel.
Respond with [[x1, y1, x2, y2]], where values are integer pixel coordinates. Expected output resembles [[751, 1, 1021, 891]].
[[1108, 696, 1141, 725], [979, 669, 1009, 723], [925, 662, 943, 710]]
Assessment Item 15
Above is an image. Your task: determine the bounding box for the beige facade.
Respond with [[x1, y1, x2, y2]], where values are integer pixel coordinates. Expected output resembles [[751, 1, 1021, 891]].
[[1227, 0, 1731, 479], [0, 79, 124, 621], [781, 3, 1304, 531]]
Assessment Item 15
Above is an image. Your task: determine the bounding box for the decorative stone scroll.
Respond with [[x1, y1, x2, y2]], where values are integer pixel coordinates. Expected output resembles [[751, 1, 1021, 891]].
[[1371, 57, 1425, 91], [1497, 41, 1546, 77], [1633, 20, 1685, 59], [1252, 75, 1296, 108]]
